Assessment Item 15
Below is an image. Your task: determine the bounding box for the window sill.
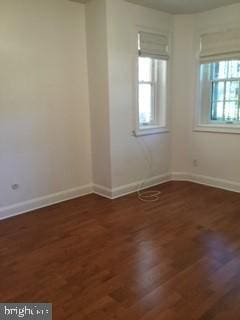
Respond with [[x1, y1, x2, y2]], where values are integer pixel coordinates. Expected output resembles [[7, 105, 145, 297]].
[[133, 126, 169, 137], [194, 124, 240, 135]]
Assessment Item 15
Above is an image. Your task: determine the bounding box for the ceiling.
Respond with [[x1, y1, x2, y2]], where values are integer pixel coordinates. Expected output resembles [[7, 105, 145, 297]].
[[126, 0, 240, 14], [70, 0, 240, 14], [70, 0, 87, 3]]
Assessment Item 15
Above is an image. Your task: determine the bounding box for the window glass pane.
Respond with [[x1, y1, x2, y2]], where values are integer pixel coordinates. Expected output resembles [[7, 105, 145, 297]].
[[212, 81, 224, 101], [225, 81, 239, 100], [139, 83, 152, 124], [225, 101, 238, 121], [201, 60, 240, 124], [228, 61, 240, 78], [139, 57, 152, 82], [200, 63, 210, 82], [211, 60, 240, 80], [211, 101, 224, 120], [212, 61, 228, 80]]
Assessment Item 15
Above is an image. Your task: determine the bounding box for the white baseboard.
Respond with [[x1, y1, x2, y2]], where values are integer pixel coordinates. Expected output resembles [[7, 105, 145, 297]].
[[189, 173, 240, 193], [111, 173, 172, 199], [92, 184, 112, 199], [1, 172, 240, 221], [0, 174, 171, 221], [0, 184, 93, 221], [93, 173, 171, 199], [171, 172, 240, 194], [171, 172, 190, 181]]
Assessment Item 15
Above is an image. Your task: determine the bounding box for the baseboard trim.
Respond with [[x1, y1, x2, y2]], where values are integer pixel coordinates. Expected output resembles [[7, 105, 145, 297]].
[[171, 172, 190, 181], [171, 172, 240, 194], [1, 172, 240, 221], [92, 184, 112, 199], [189, 173, 240, 193], [93, 173, 171, 199], [111, 173, 172, 199], [0, 184, 93, 221]]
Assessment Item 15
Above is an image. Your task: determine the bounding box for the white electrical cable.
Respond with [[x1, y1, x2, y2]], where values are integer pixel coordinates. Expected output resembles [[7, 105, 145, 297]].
[[135, 136, 161, 202], [138, 189, 161, 202]]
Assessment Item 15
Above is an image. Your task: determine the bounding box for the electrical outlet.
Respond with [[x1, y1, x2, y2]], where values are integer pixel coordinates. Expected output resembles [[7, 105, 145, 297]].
[[11, 184, 20, 190]]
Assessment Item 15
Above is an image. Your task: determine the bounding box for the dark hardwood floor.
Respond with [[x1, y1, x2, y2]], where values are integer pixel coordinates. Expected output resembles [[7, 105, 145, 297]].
[[1, 181, 240, 319]]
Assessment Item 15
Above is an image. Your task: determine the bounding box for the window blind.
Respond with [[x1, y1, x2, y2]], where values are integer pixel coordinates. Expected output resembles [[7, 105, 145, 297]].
[[200, 29, 240, 63], [138, 31, 169, 60]]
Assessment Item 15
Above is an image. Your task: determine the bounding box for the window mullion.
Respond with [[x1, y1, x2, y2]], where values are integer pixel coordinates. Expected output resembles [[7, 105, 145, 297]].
[[137, 55, 167, 131], [223, 80, 227, 121], [200, 58, 240, 126], [238, 80, 240, 121], [151, 59, 155, 124], [211, 80, 216, 120], [139, 81, 153, 85]]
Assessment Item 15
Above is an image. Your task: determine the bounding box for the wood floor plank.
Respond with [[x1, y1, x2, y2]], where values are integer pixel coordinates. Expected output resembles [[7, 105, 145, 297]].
[[1, 181, 240, 319]]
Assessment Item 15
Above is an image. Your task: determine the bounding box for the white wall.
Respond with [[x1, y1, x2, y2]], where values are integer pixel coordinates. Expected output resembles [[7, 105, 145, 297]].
[[190, 4, 240, 183], [105, 2, 240, 189], [0, 0, 92, 210], [2, 0, 240, 218], [171, 15, 195, 174], [86, 0, 112, 189], [106, 0, 173, 189]]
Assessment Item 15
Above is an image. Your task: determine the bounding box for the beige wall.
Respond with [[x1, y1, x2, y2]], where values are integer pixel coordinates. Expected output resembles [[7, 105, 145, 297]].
[[0, 0, 92, 210], [106, 0, 173, 188], [86, 0, 112, 189], [171, 15, 195, 174], [170, 4, 240, 184], [1, 0, 240, 218], [190, 4, 240, 182]]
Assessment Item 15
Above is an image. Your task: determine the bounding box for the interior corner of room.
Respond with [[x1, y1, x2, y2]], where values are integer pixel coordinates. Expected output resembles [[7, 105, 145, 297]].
[[1, 0, 240, 220], [2, 1, 240, 319]]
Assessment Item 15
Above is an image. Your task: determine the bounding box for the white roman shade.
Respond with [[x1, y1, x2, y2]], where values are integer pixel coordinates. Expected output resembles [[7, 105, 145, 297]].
[[200, 29, 240, 63], [138, 31, 169, 60]]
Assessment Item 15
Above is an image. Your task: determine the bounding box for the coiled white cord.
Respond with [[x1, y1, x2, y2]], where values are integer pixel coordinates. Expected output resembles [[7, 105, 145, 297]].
[[135, 136, 161, 202], [138, 189, 161, 202]]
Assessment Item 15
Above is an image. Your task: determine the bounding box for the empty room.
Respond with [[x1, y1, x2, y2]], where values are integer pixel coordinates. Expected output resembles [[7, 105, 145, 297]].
[[1, 0, 240, 319]]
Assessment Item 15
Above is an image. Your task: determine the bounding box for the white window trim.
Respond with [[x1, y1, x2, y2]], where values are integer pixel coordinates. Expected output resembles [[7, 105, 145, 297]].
[[133, 26, 171, 136], [133, 126, 169, 137], [194, 30, 240, 135], [195, 62, 240, 134], [194, 124, 240, 134], [138, 58, 156, 127]]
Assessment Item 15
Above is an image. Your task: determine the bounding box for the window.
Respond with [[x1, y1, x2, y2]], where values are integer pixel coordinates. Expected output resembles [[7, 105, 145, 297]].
[[200, 60, 240, 124], [138, 57, 167, 127], [135, 31, 169, 135], [197, 29, 240, 131]]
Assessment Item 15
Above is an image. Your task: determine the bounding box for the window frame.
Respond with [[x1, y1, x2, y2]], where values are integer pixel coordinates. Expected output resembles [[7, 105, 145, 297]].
[[133, 28, 170, 137], [209, 77, 240, 124], [194, 28, 240, 134], [195, 60, 240, 134], [137, 58, 160, 128], [209, 60, 240, 124]]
